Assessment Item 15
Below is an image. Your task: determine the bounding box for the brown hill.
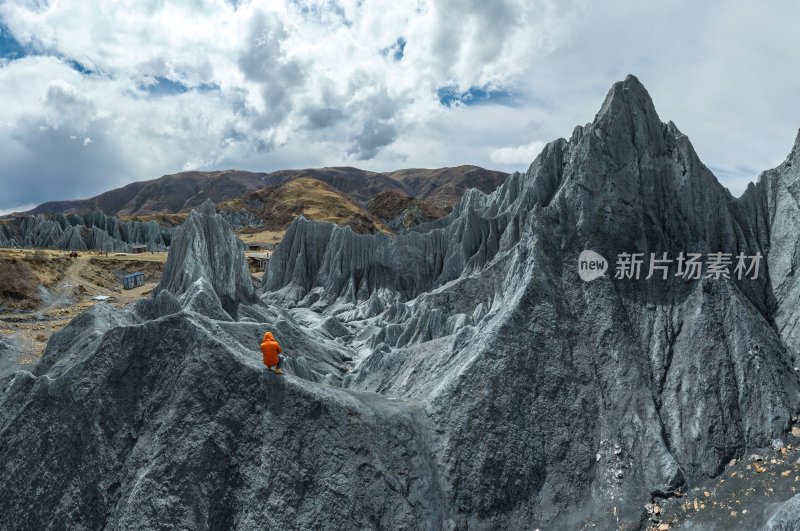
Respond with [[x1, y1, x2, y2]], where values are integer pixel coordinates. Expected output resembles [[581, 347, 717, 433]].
[[265, 167, 412, 203], [387, 165, 507, 211], [115, 170, 278, 216], [22, 171, 275, 218], [14, 165, 508, 220], [16, 168, 410, 218], [218, 178, 389, 235], [365, 190, 446, 231], [22, 180, 150, 217]]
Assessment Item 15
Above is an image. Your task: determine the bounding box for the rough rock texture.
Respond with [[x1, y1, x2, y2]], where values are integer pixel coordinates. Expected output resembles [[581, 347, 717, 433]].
[[2, 76, 800, 530], [153, 199, 256, 316], [761, 494, 800, 530], [0, 209, 175, 252], [0, 337, 19, 379], [0, 304, 441, 530], [263, 75, 800, 528], [742, 130, 800, 355]]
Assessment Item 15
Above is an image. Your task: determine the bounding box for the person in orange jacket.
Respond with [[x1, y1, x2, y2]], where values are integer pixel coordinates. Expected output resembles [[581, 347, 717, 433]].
[[261, 332, 284, 374]]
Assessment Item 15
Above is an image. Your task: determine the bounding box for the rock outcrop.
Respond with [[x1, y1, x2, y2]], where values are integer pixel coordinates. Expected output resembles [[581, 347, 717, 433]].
[[0, 300, 434, 529], [2, 75, 800, 530], [0, 209, 175, 252], [762, 494, 800, 530], [742, 129, 800, 356], [152, 199, 256, 316], [0, 337, 19, 379]]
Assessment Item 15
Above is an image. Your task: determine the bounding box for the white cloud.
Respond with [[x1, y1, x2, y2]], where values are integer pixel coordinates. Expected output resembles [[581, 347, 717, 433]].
[[0, 0, 799, 209], [0, 203, 36, 216], [491, 141, 546, 166]]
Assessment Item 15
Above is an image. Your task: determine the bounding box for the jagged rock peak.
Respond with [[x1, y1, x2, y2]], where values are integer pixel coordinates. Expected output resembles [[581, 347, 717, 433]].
[[199, 197, 216, 217], [592, 74, 665, 153], [153, 199, 255, 316], [786, 128, 800, 165], [596, 74, 657, 119]]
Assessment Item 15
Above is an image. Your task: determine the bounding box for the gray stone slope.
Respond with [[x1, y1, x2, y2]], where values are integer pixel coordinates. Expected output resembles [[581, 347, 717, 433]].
[[741, 130, 800, 355], [761, 493, 800, 530], [0, 306, 444, 530]]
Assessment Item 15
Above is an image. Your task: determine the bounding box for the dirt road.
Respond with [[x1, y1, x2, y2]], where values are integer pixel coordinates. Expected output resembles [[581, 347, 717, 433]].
[[0, 250, 166, 369]]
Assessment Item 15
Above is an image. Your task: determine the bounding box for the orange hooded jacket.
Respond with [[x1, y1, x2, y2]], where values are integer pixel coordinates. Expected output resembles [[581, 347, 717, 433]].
[[261, 332, 282, 367]]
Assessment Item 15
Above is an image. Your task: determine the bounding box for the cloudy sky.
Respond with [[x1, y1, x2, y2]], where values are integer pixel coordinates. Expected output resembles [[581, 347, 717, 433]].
[[1, 0, 799, 214]]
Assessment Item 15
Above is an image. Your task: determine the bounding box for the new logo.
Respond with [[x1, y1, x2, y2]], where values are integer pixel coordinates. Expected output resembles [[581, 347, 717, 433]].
[[578, 250, 608, 282]]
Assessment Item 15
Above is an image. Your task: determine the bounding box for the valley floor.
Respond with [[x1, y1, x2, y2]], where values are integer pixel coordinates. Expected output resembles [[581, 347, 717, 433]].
[[0, 244, 274, 375], [0, 248, 166, 373]]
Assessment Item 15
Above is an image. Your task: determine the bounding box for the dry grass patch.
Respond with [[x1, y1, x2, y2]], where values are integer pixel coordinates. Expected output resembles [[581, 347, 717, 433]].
[[0, 258, 39, 306]]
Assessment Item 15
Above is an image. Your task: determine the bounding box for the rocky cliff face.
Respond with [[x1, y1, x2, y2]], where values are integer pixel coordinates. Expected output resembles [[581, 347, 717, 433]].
[[152, 199, 256, 316], [2, 76, 800, 530], [0, 209, 175, 252], [742, 131, 800, 355]]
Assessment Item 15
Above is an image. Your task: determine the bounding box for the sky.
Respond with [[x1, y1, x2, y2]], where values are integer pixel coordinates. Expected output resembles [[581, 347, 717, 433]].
[[1, 0, 799, 214]]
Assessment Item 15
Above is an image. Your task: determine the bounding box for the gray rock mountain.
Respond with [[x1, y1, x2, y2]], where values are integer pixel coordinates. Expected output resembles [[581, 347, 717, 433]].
[[0, 209, 175, 252], [1, 75, 800, 529], [263, 75, 800, 527], [152, 199, 256, 316]]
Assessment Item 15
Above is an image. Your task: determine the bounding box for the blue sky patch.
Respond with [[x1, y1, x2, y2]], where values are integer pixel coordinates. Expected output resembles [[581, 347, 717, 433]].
[[0, 25, 28, 61], [381, 37, 406, 61], [437, 85, 517, 107], [66, 59, 95, 75], [142, 77, 220, 96], [145, 77, 188, 95], [196, 82, 220, 93], [1, 25, 96, 75], [709, 165, 758, 193], [393, 38, 406, 61]]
